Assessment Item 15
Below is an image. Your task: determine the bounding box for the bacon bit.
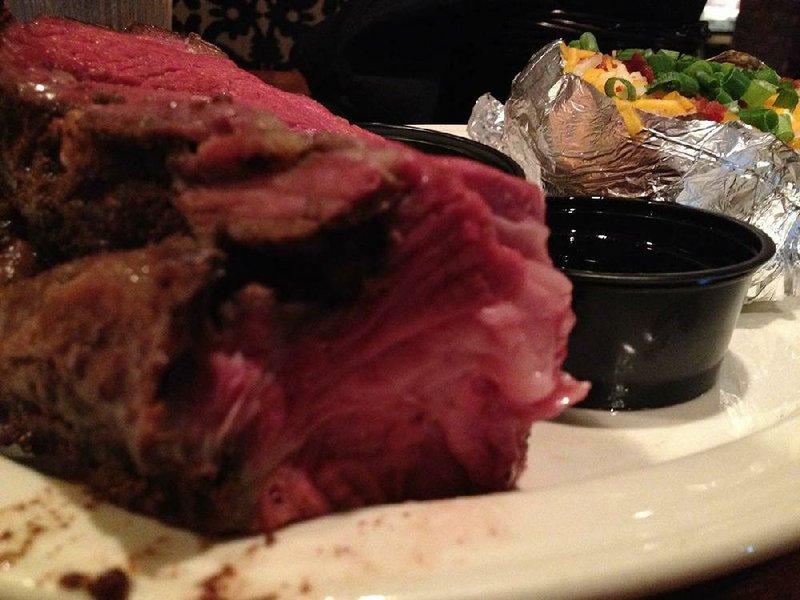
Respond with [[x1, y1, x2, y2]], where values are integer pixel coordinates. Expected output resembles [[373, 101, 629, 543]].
[[691, 97, 728, 122], [623, 52, 654, 83]]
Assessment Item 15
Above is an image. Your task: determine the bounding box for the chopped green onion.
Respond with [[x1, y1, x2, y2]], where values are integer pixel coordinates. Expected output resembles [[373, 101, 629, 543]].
[[713, 62, 735, 77], [579, 32, 599, 52], [741, 79, 777, 107], [567, 32, 600, 52], [647, 50, 677, 75], [647, 72, 699, 97], [754, 68, 780, 85], [696, 71, 721, 93], [738, 107, 779, 132], [604, 77, 637, 100], [773, 87, 799, 111], [774, 113, 794, 142], [684, 60, 714, 79], [616, 48, 654, 61], [721, 69, 752, 100], [615, 48, 640, 61], [716, 89, 734, 105], [675, 54, 697, 72]]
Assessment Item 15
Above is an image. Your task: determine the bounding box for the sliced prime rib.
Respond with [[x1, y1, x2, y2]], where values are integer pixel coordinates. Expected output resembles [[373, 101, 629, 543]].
[[0, 5, 588, 534], [0, 6, 360, 136]]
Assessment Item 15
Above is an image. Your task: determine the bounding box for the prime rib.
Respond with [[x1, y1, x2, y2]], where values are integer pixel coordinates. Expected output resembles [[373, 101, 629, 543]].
[[0, 4, 587, 534]]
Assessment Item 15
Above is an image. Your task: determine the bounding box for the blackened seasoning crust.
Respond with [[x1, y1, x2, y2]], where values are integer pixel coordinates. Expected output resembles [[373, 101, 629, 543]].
[[0, 4, 587, 534]]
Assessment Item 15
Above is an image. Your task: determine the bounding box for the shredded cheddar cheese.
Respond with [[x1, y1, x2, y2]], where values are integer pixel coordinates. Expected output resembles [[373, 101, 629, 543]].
[[611, 98, 644, 135]]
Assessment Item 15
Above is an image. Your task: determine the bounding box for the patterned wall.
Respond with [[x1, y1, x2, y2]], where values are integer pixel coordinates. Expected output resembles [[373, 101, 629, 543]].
[[172, 0, 346, 69]]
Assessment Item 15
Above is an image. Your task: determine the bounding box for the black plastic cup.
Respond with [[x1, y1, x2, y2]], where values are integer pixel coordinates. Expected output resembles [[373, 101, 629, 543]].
[[546, 196, 776, 410], [359, 123, 525, 177]]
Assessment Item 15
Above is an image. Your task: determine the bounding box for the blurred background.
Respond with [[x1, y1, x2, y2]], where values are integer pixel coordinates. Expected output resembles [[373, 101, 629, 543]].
[[9, 1, 795, 123], [168, 0, 797, 123]]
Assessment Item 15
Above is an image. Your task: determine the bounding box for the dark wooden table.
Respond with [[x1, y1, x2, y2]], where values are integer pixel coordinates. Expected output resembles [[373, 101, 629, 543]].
[[651, 547, 800, 599]]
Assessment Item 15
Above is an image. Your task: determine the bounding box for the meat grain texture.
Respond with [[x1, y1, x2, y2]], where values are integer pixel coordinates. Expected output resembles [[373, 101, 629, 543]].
[[0, 3, 588, 534]]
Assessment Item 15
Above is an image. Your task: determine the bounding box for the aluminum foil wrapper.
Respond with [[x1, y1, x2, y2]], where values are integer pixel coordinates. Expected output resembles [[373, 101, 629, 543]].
[[468, 40, 800, 302]]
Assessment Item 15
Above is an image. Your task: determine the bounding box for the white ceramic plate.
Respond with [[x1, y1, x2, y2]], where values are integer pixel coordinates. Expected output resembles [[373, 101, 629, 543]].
[[2, 298, 800, 600]]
